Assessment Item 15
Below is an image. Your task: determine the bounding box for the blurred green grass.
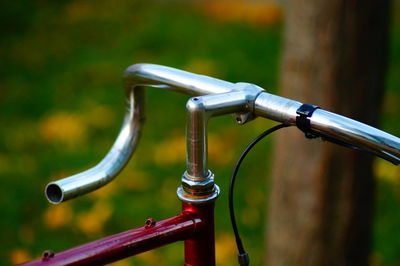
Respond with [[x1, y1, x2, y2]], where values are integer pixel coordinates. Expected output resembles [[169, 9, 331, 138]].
[[0, 1, 399, 265]]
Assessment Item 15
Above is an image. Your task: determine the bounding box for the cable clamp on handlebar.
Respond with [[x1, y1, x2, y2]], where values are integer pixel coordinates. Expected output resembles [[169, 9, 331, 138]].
[[296, 103, 320, 139]]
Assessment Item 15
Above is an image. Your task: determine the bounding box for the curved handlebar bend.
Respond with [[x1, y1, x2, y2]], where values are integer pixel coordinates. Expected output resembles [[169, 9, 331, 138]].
[[45, 63, 400, 204], [45, 64, 237, 204]]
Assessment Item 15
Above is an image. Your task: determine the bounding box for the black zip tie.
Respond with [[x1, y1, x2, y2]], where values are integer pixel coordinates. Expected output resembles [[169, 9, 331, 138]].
[[296, 103, 320, 139]]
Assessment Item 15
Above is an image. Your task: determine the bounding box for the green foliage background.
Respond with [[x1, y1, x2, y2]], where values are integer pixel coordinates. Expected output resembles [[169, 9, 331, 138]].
[[0, 1, 399, 265]]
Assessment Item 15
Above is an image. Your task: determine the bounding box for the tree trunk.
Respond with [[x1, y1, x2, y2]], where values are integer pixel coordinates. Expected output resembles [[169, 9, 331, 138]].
[[266, 1, 390, 265]]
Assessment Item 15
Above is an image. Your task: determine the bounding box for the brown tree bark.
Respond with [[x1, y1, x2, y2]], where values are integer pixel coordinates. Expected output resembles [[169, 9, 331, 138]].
[[266, 1, 390, 265]]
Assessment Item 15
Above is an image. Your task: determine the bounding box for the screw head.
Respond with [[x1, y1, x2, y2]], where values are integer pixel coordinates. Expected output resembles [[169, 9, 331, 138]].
[[145, 218, 156, 228], [42, 250, 55, 260]]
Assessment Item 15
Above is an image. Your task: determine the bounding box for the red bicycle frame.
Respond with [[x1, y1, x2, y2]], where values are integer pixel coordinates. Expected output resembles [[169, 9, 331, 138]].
[[23, 64, 400, 265], [24, 203, 215, 265]]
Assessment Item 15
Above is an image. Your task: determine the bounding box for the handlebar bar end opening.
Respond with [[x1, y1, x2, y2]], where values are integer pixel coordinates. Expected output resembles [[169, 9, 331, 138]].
[[45, 183, 64, 204]]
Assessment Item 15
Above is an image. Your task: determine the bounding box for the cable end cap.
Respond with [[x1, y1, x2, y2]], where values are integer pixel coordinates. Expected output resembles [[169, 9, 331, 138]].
[[238, 252, 250, 266]]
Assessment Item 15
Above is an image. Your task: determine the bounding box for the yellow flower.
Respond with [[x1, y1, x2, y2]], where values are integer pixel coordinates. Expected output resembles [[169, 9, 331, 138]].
[[153, 132, 186, 166], [185, 59, 219, 76], [215, 233, 236, 266], [43, 203, 73, 229], [199, 0, 283, 27], [40, 112, 88, 147], [76, 200, 113, 236], [374, 159, 400, 184], [9, 249, 31, 265]]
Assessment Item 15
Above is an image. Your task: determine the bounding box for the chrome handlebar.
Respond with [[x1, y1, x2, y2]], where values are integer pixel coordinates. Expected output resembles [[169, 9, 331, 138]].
[[45, 63, 400, 204], [254, 93, 400, 164]]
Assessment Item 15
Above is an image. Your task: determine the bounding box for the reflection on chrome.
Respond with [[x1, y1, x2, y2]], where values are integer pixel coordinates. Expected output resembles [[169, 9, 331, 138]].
[[45, 63, 400, 204]]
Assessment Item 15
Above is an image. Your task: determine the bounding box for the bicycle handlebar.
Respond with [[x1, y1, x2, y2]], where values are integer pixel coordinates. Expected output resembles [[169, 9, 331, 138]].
[[45, 63, 400, 204], [45, 64, 236, 204], [254, 93, 400, 164]]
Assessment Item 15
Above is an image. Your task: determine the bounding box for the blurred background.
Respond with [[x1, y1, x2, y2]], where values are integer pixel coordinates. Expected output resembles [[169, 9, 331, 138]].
[[0, 0, 399, 265]]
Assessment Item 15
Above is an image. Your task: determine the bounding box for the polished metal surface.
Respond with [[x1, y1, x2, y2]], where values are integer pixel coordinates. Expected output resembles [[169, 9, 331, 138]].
[[46, 63, 400, 204], [254, 91, 302, 124], [186, 84, 262, 179], [181, 171, 215, 195], [254, 91, 400, 164], [178, 170, 219, 203], [46, 64, 237, 204], [310, 109, 400, 164], [177, 184, 221, 204], [123, 63, 234, 96], [182, 84, 262, 202], [45, 87, 145, 204]]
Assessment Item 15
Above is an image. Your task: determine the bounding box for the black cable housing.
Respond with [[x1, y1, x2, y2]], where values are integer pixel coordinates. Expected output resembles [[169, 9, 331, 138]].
[[229, 123, 290, 266]]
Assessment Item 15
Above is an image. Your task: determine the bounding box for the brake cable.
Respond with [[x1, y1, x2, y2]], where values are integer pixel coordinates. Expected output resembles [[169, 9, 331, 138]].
[[229, 123, 290, 266]]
